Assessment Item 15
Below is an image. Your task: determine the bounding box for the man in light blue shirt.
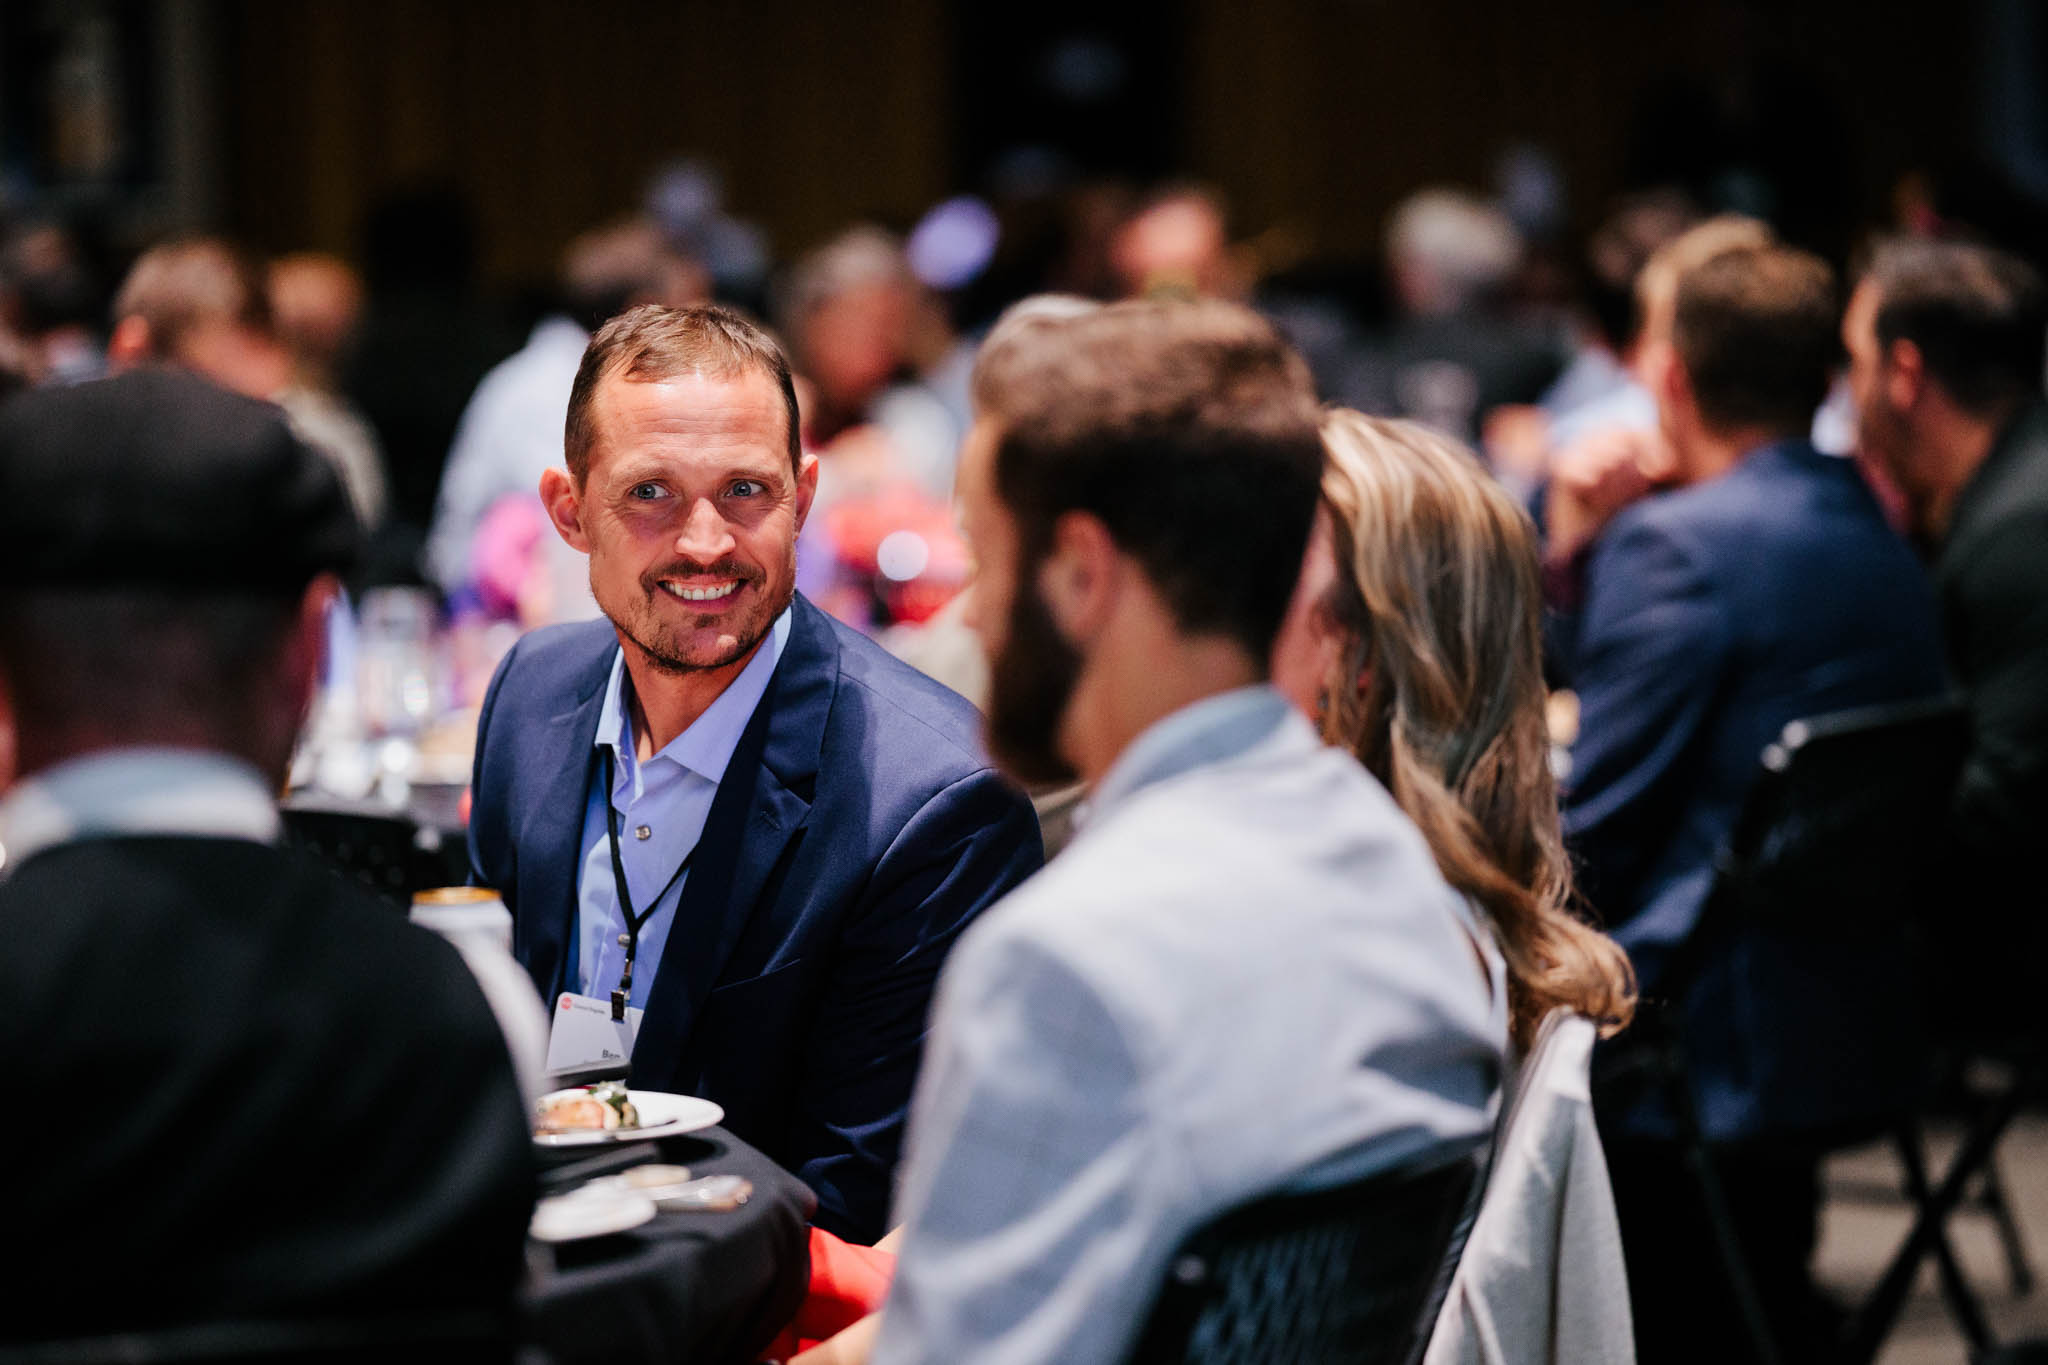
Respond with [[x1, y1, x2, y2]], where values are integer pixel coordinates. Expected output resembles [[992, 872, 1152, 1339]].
[[869, 299, 1502, 1364], [470, 305, 1041, 1242], [568, 609, 788, 1005]]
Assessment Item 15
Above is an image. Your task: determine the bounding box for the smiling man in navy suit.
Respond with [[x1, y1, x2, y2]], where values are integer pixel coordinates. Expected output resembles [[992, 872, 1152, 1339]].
[[469, 303, 1042, 1242]]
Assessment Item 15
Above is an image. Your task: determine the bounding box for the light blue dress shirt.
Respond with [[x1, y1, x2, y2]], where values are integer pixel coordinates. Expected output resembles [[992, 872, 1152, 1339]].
[[873, 687, 1504, 1365], [571, 608, 790, 1008]]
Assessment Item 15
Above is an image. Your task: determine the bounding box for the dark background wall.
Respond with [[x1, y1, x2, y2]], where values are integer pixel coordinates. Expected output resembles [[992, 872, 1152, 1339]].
[[15, 0, 2018, 288]]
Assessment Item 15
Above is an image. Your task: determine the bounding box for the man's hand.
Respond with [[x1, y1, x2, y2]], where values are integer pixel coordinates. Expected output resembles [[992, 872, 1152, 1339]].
[[1546, 426, 1678, 566]]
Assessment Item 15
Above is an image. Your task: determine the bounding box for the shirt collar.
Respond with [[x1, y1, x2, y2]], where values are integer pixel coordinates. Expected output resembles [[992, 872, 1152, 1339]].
[[1083, 685, 1298, 824], [0, 747, 281, 875], [595, 606, 793, 796]]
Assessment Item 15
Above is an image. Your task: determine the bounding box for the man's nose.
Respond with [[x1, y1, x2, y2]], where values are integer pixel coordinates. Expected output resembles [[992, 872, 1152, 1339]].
[[673, 497, 737, 561]]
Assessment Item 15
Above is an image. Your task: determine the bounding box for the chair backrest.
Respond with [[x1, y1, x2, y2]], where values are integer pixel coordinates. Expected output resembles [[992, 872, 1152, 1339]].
[[1715, 696, 1968, 935], [1124, 1147, 1484, 1365], [281, 806, 467, 908], [1423, 1011, 1635, 1365], [1654, 697, 1968, 996]]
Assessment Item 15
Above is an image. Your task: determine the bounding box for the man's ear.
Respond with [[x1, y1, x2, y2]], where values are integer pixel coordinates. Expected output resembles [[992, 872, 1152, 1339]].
[[1036, 511, 1120, 644], [283, 573, 340, 720], [1885, 338, 1926, 413], [540, 467, 591, 552], [106, 316, 153, 373], [1655, 344, 1690, 413], [793, 451, 820, 534]]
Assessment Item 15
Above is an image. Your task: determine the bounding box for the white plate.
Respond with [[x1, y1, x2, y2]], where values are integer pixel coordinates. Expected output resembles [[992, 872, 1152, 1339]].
[[532, 1089, 725, 1147], [529, 1187, 657, 1243]]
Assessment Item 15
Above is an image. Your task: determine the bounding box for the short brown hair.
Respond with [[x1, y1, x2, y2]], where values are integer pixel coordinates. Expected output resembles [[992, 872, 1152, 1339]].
[[1866, 239, 2047, 415], [990, 298, 1322, 663], [1672, 244, 1837, 435], [564, 303, 799, 482], [114, 238, 271, 359], [968, 294, 1102, 421]]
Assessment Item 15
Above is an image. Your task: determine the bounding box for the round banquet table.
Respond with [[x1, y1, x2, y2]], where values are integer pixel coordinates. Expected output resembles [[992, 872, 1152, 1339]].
[[522, 1125, 815, 1365]]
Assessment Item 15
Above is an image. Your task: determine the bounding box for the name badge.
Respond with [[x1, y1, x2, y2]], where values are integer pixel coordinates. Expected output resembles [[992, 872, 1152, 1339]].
[[546, 991, 644, 1073]]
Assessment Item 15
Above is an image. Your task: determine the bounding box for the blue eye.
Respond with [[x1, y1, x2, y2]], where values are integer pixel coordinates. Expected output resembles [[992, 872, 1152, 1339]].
[[629, 482, 667, 501], [730, 479, 764, 498]]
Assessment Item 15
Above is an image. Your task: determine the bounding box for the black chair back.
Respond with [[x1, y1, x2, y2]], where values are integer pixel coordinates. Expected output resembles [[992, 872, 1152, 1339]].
[[281, 806, 470, 909], [1124, 1147, 1482, 1365], [1712, 696, 1969, 941]]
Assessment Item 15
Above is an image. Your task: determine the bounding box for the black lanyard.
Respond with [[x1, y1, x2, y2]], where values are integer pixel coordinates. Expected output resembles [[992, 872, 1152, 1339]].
[[601, 748, 694, 1021]]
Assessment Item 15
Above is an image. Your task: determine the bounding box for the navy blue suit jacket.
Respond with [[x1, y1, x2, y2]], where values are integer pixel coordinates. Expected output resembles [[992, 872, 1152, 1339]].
[[1557, 440, 1945, 1140], [469, 594, 1043, 1239]]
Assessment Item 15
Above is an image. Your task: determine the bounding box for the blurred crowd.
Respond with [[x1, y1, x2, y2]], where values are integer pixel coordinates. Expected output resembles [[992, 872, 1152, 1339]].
[[6, 123, 2048, 1363], [4, 155, 2041, 659]]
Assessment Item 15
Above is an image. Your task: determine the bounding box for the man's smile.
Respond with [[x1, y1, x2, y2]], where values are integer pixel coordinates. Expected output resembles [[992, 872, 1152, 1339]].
[[659, 578, 742, 603]]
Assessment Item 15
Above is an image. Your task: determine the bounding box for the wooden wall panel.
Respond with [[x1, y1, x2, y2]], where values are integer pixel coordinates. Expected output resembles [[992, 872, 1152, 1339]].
[[219, 0, 952, 284]]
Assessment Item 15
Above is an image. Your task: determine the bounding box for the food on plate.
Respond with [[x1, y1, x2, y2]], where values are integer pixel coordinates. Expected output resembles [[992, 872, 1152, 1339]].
[[535, 1081, 641, 1135]]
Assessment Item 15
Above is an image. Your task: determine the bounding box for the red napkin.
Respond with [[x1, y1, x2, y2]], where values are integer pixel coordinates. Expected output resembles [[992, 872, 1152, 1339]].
[[761, 1225, 896, 1360]]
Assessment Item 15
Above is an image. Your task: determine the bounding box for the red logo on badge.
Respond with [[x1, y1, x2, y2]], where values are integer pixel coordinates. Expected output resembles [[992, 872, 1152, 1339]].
[[560, 994, 574, 1010]]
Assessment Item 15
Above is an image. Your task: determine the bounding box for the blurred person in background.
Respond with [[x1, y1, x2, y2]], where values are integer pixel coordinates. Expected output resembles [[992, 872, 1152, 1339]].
[[778, 226, 956, 498], [1536, 191, 1697, 449], [269, 251, 388, 530], [109, 237, 387, 532], [270, 250, 367, 395], [1482, 191, 1697, 497], [1272, 410, 1636, 1056], [343, 186, 521, 560], [1843, 239, 2048, 1006], [0, 218, 109, 386], [0, 371, 532, 1348], [1106, 183, 1248, 302], [427, 215, 706, 616], [1556, 243, 1945, 1362], [868, 299, 1500, 1364], [1541, 215, 1775, 581], [1336, 187, 1567, 449], [778, 228, 973, 630]]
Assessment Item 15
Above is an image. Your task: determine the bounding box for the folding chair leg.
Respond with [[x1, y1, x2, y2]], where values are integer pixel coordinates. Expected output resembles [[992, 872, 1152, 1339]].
[[1976, 1159, 2036, 1298], [1657, 1035, 1782, 1365], [1684, 1140, 1785, 1365], [1895, 1124, 1995, 1353], [1843, 1067, 2037, 1365]]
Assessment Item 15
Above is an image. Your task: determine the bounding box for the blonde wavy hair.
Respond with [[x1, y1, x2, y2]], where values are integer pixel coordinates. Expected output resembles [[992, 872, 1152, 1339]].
[[1314, 410, 1634, 1048]]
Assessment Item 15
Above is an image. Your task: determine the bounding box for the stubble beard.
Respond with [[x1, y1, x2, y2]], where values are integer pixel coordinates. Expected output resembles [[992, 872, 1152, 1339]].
[[985, 572, 1083, 788], [600, 552, 791, 676]]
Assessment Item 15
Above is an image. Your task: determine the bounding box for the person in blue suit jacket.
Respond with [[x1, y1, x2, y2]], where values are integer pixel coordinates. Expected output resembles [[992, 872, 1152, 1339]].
[[1549, 244, 1945, 1362], [468, 303, 1042, 1243]]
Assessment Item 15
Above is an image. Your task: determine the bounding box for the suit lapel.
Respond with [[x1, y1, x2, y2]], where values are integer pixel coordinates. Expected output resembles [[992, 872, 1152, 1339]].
[[633, 597, 837, 1083], [516, 641, 613, 1001]]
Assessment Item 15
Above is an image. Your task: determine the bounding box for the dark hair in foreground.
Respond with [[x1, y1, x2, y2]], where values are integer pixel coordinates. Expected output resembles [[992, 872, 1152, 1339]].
[[0, 591, 303, 777], [985, 298, 1324, 664], [1673, 244, 1837, 436], [1865, 239, 2048, 416], [564, 303, 801, 482], [1314, 411, 1635, 1047]]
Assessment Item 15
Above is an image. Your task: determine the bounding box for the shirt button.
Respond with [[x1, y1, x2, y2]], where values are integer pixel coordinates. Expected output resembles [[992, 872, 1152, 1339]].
[[618, 933, 631, 947], [635, 825, 652, 841]]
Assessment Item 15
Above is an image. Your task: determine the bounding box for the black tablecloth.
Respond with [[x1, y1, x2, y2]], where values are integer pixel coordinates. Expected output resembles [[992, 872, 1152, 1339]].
[[522, 1126, 814, 1365]]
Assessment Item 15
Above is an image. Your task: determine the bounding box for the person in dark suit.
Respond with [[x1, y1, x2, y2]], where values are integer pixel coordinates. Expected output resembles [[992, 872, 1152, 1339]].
[[469, 304, 1041, 1244], [1843, 239, 2048, 966], [1551, 245, 1946, 1362], [0, 371, 533, 1350]]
